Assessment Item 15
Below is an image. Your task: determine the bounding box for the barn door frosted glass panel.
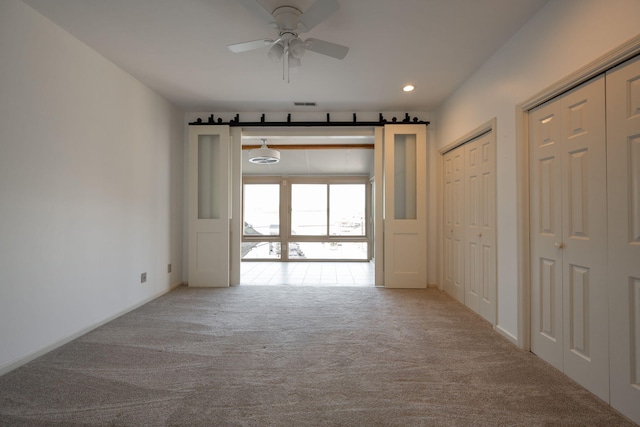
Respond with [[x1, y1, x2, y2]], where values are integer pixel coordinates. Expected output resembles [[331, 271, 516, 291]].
[[198, 135, 220, 220], [394, 134, 417, 220]]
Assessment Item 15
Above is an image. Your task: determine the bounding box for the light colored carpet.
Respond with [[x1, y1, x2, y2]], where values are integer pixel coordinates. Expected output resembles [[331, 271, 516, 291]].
[[0, 286, 635, 426]]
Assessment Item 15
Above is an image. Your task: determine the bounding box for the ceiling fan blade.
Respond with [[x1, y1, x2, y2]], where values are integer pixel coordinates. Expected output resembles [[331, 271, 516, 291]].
[[298, 0, 340, 32], [236, 0, 277, 27], [304, 38, 349, 59], [227, 39, 273, 53]]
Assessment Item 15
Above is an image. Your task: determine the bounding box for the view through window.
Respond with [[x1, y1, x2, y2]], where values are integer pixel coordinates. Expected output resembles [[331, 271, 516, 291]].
[[243, 178, 370, 261]]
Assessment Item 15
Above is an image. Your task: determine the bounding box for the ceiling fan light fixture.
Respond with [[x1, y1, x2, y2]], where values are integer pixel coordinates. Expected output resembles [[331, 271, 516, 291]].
[[229, 0, 349, 82], [288, 56, 302, 68], [249, 139, 280, 164], [289, 37, 306, 59], [267, 42, 284, 62]]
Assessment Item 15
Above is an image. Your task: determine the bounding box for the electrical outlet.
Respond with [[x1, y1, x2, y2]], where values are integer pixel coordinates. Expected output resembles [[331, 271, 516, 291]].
[[141, 272, 147, 283], [168, 263, 172, 273]]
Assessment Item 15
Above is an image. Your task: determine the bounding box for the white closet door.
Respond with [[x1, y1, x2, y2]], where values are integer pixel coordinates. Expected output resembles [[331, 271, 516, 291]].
[[530, 76, 609, 400], [442, 130, 496, 324], [466, 133, 497, 325], [607, 55, 640, 424], [465, 140, 481, 313], [560, 76, 608, 401], [443, 148, 465, 302], [530, 97, 564, 370]]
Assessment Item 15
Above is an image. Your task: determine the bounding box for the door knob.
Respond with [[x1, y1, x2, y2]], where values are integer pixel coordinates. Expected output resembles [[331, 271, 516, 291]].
[[478, 233, 482, 237], [555, 242, 564, 249]]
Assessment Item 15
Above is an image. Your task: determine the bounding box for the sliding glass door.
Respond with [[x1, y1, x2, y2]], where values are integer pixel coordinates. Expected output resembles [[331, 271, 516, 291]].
[[243, 176, 371, 261]]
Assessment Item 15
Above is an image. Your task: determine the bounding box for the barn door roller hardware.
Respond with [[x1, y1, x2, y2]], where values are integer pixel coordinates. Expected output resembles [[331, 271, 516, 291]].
[[188, 113, 429, 127]]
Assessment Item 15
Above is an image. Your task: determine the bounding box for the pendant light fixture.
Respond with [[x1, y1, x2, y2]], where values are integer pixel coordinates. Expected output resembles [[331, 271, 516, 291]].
[[249, 139, 280, 164]]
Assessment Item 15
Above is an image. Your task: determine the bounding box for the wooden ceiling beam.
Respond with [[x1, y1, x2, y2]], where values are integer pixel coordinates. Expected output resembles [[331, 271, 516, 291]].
[[242, 144, 374, 150]]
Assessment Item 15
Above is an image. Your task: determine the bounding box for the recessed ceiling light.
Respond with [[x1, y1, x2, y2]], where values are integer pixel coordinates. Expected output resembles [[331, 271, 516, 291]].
[[403, 84, 415, 92]]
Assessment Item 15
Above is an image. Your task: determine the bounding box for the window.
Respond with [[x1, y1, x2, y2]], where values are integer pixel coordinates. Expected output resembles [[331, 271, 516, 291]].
[[242, 177, 370, 261], [243, 183, 280, 236], [329, 184, 366, 236], [291, 184, 327, 236]]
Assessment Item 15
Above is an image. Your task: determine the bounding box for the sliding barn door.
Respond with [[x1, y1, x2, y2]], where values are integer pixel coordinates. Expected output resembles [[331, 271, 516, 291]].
[[530, 76, 609, 400], [188, 125, 231, 287], [384, 124, 427, 288], [606, 54, 640, 424]]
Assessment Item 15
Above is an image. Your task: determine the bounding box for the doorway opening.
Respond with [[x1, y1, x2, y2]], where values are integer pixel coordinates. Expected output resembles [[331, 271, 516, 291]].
[[240, 130, 375, 286]]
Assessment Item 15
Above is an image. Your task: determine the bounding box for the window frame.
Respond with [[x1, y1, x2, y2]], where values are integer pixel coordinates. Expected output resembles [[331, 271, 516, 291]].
[[242, 175, 371, 261]]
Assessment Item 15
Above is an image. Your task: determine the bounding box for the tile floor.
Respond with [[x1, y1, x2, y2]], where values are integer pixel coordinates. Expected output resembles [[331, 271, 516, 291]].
[[240, 261, 375, 286]]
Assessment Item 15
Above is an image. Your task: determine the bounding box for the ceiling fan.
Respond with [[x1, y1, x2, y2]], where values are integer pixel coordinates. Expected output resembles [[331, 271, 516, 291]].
[[227, 0, 349, 81]]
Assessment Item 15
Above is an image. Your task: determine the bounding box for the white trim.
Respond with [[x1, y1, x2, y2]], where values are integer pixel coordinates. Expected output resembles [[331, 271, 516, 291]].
[[438, 118, 496, 155], [230, 127, 242, 285], [515, 34, 640, 351], [374, 127, 384, 286], [0, 281, 184, 376]]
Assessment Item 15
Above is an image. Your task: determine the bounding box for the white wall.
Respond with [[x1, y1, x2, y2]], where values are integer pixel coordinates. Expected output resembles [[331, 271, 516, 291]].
[[434, 0, 640, 341], [0, 0, 184, 373]]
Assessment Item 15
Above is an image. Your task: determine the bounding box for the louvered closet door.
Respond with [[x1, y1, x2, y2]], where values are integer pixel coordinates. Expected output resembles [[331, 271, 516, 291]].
[[443, 148, 465, 302], [530, 76, 609, 400], [606, 54, 640, 424]]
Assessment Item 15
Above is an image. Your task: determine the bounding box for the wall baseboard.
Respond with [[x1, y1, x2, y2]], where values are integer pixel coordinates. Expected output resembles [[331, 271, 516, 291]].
[[0, 281, 184, 377]]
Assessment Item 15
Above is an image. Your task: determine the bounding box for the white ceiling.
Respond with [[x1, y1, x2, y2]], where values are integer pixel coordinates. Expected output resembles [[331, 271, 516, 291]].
[[241, 129, 374, 175], [23, 0, 548, 113], [242, 147, 374, 176]]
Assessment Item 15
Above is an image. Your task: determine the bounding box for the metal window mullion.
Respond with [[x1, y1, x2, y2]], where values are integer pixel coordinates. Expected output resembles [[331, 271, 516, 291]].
[[282, 178, 290, 261], [326, 184, 330, 237]]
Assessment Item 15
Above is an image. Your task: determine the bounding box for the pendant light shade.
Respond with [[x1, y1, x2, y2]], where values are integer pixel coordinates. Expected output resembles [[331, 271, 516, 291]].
[[249, 139, 280, 164]]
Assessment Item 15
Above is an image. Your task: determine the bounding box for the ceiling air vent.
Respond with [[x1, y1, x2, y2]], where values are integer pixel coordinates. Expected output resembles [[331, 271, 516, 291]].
[[294, 102, 317, 107]]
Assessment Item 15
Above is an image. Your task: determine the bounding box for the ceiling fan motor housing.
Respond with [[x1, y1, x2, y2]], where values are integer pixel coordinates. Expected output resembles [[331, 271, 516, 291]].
[[272, 6, 303, 31]]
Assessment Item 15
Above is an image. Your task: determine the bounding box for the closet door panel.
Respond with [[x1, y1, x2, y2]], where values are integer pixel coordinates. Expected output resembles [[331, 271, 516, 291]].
[[464, 132, 497, 323], [478, 133, 497, 324], [530, 100, 564, 371], [443, 148, 465, 302], [607, 54, 640, 425], [443, 154, 454, 294], [559, 76, 609, 401], [443, 129, 496, 325], [465, 140, 481, 312]]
